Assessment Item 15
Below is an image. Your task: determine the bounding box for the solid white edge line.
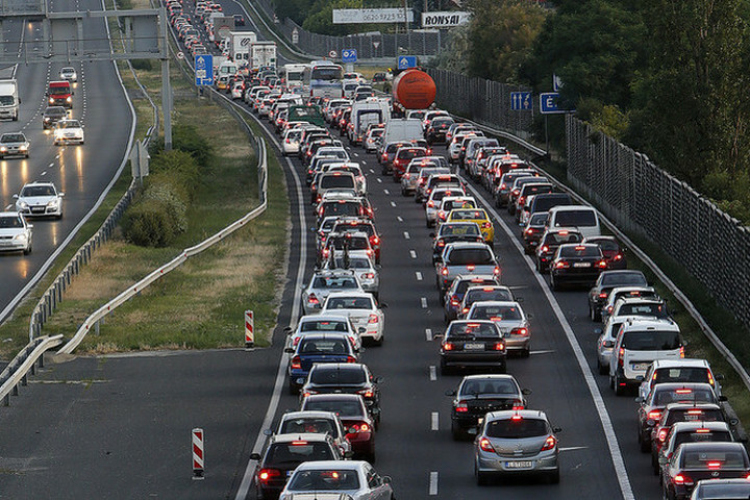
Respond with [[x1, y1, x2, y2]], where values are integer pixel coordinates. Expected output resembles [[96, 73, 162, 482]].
[[461, 178, 635, 500], [234, 122, 307, 500], [429, 471, 438, 495]]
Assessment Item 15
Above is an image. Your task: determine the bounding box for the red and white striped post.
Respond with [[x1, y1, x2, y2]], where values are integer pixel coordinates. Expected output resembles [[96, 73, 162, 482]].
[[245, 310, 254, 350], [192, 428, 205, 480]]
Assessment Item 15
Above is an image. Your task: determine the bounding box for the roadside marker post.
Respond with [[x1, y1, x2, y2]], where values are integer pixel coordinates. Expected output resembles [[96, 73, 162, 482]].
[[245, 310, 254, 350], [192, 428, 205, 480]]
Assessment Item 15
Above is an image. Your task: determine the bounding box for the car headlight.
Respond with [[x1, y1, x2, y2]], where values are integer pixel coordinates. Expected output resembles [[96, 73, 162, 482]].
[[19, 145, 28, 151], [44, 117, 51, 122], [49, 97, 55, 103], [13, 233, 27, 241], [17, 201, 28, 209], [66, 97, 72, 102], [47, 200, 59, 208], [0, 146, 7, 152]]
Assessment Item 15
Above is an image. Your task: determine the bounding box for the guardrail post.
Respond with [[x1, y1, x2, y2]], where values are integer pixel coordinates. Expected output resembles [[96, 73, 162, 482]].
[[21, 374, 27, 387], [39, 352, 45, 368], [95, 320, 100, 336], [3, 393, 8, 406], [12, 383, 18, 396]]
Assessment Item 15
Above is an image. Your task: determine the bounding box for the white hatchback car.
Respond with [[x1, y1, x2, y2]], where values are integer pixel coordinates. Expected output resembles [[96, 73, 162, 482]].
[[0, 212, 33, 254], [53, 119, 84, 145], [279, 460, 394, 500], [14, 182, 64, 218], [320, 291, 386, 345]]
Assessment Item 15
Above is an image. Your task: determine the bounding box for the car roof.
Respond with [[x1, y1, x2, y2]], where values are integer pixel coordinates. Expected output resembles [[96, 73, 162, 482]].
[[293, 459, 366, 470], [310, 362, 366, 371], [651, 358, 710, 369], [325, 291, 374, 300], [299, 314, 351, 323], [471, 300, 521, 308], [485, 409, 547, 420], [272, 432, 333, 443], [281, 410, 339, 420], [651, 382, 714, 392], [670, 421, 730, 431], [462, 374, 519, 382]]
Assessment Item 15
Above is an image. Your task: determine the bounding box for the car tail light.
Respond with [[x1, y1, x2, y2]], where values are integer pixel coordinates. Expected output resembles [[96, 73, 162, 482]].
[[368, 314, 378, 324], [358, 389, 374, 398], [511, 327, 529, 336], [455, 403, 468, 413], [441, 267, 449, 276], [450, 295, 460, 306], [512, 400, 524, 410], [525, 228, 535, 235], [597, 260, 608, 269], [492, 341, 505, 351], [307, 294, 319, 305], [346, 355, 356, 363], [599, 292, 608, 299], [540, 246, 549, 253], [349, 422, 370, 433], [482, 222, 492, 229], [467, 264, 475, 271], [555, 261, 570, 269], [479, 438, 494, 453], [614, 253, 623, 261], [362, 273, 375, 280], [674, 474, 693, 486], [648, 410, 662, 421], [541, 435, 557, 451], [657, 428, 668, 442], [680, 346, 685, 358], [258, 468, 282, 483], [427, 200, 434, 208], [291, 356, 302, 370], [302, 391, 317, 398], [443, 342, 455, 351], [618, 347, 625, 367], [493, 267, 501, 276], [462, 307, 469, 315]]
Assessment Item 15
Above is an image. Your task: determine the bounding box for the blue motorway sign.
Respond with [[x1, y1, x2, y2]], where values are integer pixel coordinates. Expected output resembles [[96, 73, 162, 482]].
[[511, 91, 532, 111], [195, 54, 213, 86], [540, 92, 565, 114], [397, 56, 417, 70], [342, 49, 357, 63]]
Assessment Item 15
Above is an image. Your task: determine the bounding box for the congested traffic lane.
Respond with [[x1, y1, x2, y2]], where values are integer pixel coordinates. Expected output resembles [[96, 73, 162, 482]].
[[0, 0, 134, 318]]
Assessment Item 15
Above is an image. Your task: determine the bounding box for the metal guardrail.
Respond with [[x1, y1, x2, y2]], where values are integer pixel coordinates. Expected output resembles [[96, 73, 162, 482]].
[[462, 116, 750, 393], [0, 335, 64, 406]]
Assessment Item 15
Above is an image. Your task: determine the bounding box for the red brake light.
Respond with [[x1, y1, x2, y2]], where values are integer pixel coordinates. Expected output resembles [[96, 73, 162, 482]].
[[291, 356, 301, 370], [647, 410, 662, 421], [479, 437, 494, 452], [368, 314, 378, 324], [455, 403, 468, 413], [346, 355, 356, 363], [258, 468, 282, 482], [511, 327, 529, 336], [598, 260, 608, 269], [291, 440, 308, 445], [541, 435, 557, 451], [441, 268, 449, 276], [657, 429, 668, 442], [555, 261, 570, 269], [599, 292, 608, 299], [492, 341, 505, 351], [675, 389, 692, 394], [443, 342, 455, 351], [707, 461, 722, 469], [674, 474, 693, 485]]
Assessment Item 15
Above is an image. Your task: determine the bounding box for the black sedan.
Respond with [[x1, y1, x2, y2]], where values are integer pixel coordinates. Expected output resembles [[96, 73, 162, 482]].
[[438, 320, 507, 375], [662, 442, 750, 500], [430, 222, 483, 263], [587, 269, 648, 321], [549, 243, 607, 290], [446, 374, 528, 440], [300, 363, 382, 429]]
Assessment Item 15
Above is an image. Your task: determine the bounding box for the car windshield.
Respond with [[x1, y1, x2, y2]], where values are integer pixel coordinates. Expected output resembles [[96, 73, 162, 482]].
[[440, 224, 480, 237], [49, 86, 69, 96], [471, 305, 521, 321], [559, 246, 601, 258], [461, 379, 518, 396], [303, 399, 365, 418], [447, 248, 494, 265], [21, 185, 55, 197], [622, 330, 681, 350], [59, 121, 81, 129], [545, 232, 582, 245], [681, 448, 745, 469], [287, 469, 360, 491], [654, 388, 716, 406], [326, 297, 372, 310], [466, 289, 513, 303], [486, 418, 548, 439], [448, 322, 498, 337], [655, 368, 710, 384], [299, 339, 350, 354], [280, 418, 336, 436], [311, 276, 359, 289], [311, 368, 366, 385], [529, 213, 549, 225], [265, 442, 335, 466], [0, 216, 24, 228], [1, 134, 25, 143], [451, 209, 487, 221], [300, 320, 349, 332]]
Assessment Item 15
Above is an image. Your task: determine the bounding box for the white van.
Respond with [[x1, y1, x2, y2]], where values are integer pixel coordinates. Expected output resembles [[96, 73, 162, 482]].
[[547, 205, 601, 239], [349, 98, 390, 145], [382, 118, 424, 146]]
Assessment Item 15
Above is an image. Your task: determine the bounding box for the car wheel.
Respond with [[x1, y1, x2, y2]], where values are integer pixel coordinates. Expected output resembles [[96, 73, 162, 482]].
[[548, 469, 560, 484], [23, 245, 31, 255], [550, 274, 559, 291], [597, 358, 607, 375], [476, 468, 491, 486], [451, 420, 465, 441], [522, 347, 530, 358], [440, 359, 450, 376], [614, 375, 625, 396]]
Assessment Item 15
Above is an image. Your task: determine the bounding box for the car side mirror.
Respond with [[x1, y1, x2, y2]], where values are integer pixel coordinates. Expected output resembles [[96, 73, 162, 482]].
[[429, 232, 435, 238], [522, 388, 531, 395], [344, 450, 354, 459], [516, 297, 524, 303], [358, 327, 366, 334], [12, 194, 18, 199], [27, 224, 33, 229], [382, 475, 392, 484], [719, 395, 728, 402], [296, 377, 306, 385], [716, 374, 725, 381], [380, 302, 388, 309], [433, 333, 443, 340], [250, 452, 261, 460], [374, 376, 384, 384], [594, 328, 603, 335], [634, 397, 644, 404], [526, 313, 533, 319], [59, 192, 65, 197], [310, 227, 317, 232], [553, 427, 562, 433], [445, 390, 456, 397], [284, 347, 295, 353], [283, 326, 293, 334], [262, 429, 273, 436], [636, 375, 644, 382]]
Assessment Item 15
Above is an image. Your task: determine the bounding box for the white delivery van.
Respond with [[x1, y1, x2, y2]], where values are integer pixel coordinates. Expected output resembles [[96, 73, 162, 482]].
[[0, 79, 20, 121], [382, 118, 423, 146], [349, 98, 390, 145], [547, 205, 601, 239]]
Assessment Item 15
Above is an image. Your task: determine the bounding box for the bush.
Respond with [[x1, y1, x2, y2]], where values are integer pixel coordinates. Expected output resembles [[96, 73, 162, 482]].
[[149, 125, 214, 169], [149, 150, 201, 201], [130, 59, 153, 71], [122, 200, 177, 247]]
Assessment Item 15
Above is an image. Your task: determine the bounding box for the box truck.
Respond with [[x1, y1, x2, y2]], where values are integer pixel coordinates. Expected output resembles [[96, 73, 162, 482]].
[[0, 79, 20, 121]]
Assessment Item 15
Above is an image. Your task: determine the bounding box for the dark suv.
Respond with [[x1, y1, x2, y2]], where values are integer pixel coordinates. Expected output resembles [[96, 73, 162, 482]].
[[42, 106, 67, 129]]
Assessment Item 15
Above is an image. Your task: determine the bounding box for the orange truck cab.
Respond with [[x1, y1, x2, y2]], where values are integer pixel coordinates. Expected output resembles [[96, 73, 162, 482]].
[[48, 81, 73, 108]]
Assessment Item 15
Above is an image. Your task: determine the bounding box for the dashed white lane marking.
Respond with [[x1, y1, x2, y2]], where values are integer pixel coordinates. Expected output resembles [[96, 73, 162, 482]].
[[425, 328, 433, 341], [5, 204, 13, 210], [376, 178, 382, 183], [40, 171, 47, 176], [384, 189, 390, 195], [397, 216, 403, 222], [390, 201, 396, 207], [531, 349, 556, 355], [429, 472, 438, 496], [369, 168, 374, 174], [416, 272, 423, 281], [421, 297, 428, 309], [429, 365, 437, 381], [410, 250, 417, 259], [560, 446, 588, 452], [431, 412, 439, 431], [404, 231, 410, 240]]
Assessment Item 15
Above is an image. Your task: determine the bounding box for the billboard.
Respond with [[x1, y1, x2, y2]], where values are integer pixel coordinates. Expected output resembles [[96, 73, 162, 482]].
[[421, 11, 470, 28], [333, 8, 414, 24]]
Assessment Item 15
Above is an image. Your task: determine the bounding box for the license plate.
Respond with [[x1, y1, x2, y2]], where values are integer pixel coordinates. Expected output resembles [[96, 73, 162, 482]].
[[463, 343, 484, 350], [505, 461, 533, 469], [632, 363, 650, 371], [573, 262, 591, 268]]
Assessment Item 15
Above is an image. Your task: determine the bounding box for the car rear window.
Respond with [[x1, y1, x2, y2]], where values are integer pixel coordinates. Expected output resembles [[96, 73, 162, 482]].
[[559, 246, 601, 258], [681, 447, 744, 468], [448, 322, 499, 337], [266, 442, 335, 465], [311, 367, 366, 385], [288, 469, 361, 490], [302, 399, 365, 418], [326, 297, 372, 309], [545, 232, 583, 245], [553, 209, 598, 227], [654, 387, 716, 406], [617, 302, 668, 318], [300, 320, 349, 332], [471, 305, 522, 321], [532, 195, 571, 213], [439, 224, 480, 237], [460, 379, 518, 396], [299, 339, 350, 354], [655, 368, 710, 384], [622, 330, 681, 351], [448, 248, 494, 265], [455, 280, 497, 295], [311, 276, 359, 289], [602, 272, 648, 287], [465, 289, 514, 303], [280, 418, 337, 436], [321, 202, 360, 218], [666, 408, 724, 425], [486, 418, 547, 438], [450, 209, 488, 221]]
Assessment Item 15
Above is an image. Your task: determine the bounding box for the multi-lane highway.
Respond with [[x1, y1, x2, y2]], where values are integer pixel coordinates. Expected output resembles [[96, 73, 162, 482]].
[[0, 0, 134, 319], [0, 0, 716, 498]]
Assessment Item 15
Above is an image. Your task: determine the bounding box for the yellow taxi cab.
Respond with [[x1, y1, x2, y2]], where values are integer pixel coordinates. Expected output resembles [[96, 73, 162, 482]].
[[216, 75, 230, 91], [445, 208, 495, 246]]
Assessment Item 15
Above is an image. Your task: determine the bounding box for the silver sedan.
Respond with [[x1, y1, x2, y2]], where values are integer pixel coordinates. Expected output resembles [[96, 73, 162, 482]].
[[279, 460, 394, 500]]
